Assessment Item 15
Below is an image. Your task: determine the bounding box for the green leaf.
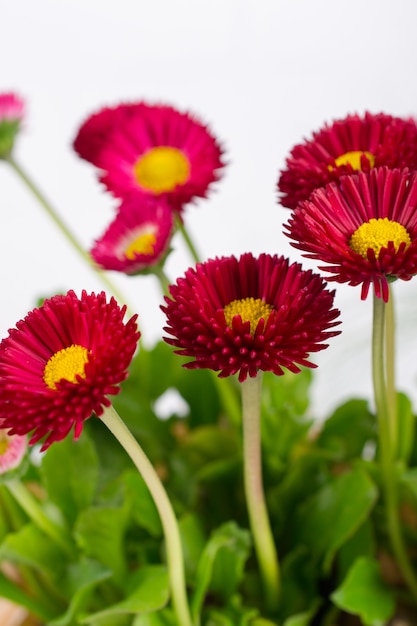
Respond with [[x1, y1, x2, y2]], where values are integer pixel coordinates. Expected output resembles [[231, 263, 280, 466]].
[[263, 368, 313, 418], [81, 565, 169, 623], [294, 467, 378, 572], [401, 467, 417, 501], [74, 505, 128, 584], [49, 559, 112, 626], [282, 599, 321, 626], [123, 469, 162, 537], [317, 399, 375, 461], [0, 570, 53, 621], [191, 521, 251, 621], [279, 546, 319, 619], [337, 517, 375, 581], [179, 513, 206, 580], [331, 556, 396, 626], [132, 608, 176, 626], [0, 523, 64, 576], [204, 600, 259, 626], [182, 425, 240, 481], [40, 430, 99, 525], [395, 392, 415, 464], [261, 370, 313, 469]]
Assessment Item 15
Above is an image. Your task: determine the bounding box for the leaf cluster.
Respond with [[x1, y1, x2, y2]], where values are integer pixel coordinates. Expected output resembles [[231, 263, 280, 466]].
[[1, 341, 417, 625]]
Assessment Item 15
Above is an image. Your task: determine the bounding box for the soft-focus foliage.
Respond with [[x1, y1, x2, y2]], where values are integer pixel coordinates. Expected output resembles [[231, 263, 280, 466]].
[[2, 339, 415, 624]]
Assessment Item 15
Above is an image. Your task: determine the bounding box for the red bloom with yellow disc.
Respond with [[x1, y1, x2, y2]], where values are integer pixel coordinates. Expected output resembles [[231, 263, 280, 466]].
[[91, 195, 174, 274], [162, 253, 340, 382], [278, 112, 417, 209], [73, 101, 224, 211], [285, 167, 417, 301], [0, 291, 140, 449]]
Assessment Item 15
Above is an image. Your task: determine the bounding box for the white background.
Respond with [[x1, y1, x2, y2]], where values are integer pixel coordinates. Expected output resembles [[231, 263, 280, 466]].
[[2, 0, 417, 418]]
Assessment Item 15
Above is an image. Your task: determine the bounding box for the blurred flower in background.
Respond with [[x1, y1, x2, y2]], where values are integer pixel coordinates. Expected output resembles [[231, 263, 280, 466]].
[[73, 101, 225, 212], [0, 92, 24, 158], [278, 112, 417, 210]]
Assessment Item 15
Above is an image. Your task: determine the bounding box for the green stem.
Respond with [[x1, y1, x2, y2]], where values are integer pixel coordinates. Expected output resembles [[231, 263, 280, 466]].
[[5, 480, 74, 557], [100, 405, 193, 626], [372, 293, 417, 596], [153, 265, 172, 297], [241, 374, 280, 612], [385, 289, 397, 455], [5, 155, 134, 314], [175, 215, 201, 264]]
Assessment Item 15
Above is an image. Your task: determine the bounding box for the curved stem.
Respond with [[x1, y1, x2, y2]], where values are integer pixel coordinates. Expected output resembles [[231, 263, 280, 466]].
[[5, 480, 74, 557], [5, 155, 134, 315], [175, 215, 201, 265], [372, 293, 417, 596], [241, 374, 280, 612], [100, 405, 193, 626]]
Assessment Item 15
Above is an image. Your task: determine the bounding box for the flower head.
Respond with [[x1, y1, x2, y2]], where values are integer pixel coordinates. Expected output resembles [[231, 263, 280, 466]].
[[162, 253, 340, 382], [0, 430, 27, 475], [0, 92, 25, 157], [73, 101, 225, 211], [0, 290, 140, 450], [91, 194, 174, 274], [285, 167, 417, 301], [278, 112, 417, 209]]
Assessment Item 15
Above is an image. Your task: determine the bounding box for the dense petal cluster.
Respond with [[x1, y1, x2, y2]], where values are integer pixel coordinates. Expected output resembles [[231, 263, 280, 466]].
[[0, 291, 140, 449], [73, 101, 225, 211], [91, 195, 174, 274], [0, 92, 25, 157], [162, 253, 340, 382], [285, 167, 417, 301], [278, 112, 417, 209]]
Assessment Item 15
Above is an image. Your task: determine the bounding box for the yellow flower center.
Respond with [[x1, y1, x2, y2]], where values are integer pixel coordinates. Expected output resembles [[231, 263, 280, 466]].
[[329, 150, 375, 171], [0, 432, 10, 455], [223, 297, 274, 335], [125, 232, 157, 259], [133, 146, 190, 193], [349, 218, 411, 259], [43, 344, 90, 390]]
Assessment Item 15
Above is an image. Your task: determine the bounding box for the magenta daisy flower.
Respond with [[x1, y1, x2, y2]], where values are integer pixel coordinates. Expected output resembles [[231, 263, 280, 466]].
[[162, 253, 340, 382], [285, 167, 417, 302], [278, 112, 417, 209], [0, 430, 27, 475], [0, 291, 140, 450], [91, 194, 174, 274], [73, 101, 225, 211], [0, 92, 25, 157]]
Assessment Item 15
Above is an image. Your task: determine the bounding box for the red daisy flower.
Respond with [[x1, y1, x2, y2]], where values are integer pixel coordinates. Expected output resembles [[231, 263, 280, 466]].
[[91, 194, 174, 274], [73, 101, 225, 211], [162, 253, 340, 382], [278, 112, 417, 209], [285, 167, 417, 302], [0, 92, 25, 157], [0, 291, 140, 450]]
